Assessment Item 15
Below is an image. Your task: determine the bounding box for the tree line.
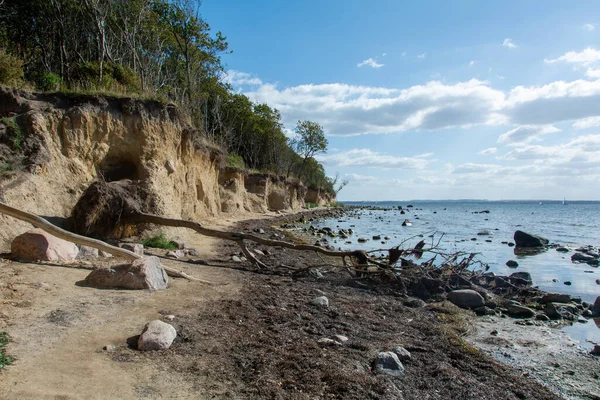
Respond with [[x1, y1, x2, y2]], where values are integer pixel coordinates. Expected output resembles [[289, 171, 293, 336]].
[[0, 0, 344, 193]]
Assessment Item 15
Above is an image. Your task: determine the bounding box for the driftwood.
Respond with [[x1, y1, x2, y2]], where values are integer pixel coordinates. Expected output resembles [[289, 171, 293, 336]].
[[0, 201, 208, 283]]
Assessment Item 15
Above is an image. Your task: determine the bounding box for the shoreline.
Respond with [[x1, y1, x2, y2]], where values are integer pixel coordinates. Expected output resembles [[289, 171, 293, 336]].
[[0, 206, 595, 399]]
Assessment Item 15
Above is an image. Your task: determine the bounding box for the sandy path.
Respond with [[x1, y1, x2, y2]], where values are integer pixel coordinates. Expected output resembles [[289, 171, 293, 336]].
[[0, 212, 277, 399]]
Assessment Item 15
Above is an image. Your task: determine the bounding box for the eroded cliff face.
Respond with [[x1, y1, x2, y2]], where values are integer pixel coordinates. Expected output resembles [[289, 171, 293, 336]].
[[0, 89, 333, 249]]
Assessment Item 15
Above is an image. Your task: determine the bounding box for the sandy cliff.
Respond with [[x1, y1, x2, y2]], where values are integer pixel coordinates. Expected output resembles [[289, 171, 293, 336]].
[[0, 88, 333, 249]]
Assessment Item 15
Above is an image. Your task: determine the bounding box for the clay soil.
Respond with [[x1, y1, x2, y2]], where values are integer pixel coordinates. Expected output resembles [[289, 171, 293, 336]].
[[0, 210, 561, 399]]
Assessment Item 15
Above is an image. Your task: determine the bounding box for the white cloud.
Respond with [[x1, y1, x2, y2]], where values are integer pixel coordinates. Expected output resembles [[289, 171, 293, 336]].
[[382, 52, 387, 57], [583, 23, 596, 32], [469, 60, 476, 67], [417, 53, 426, 59], [586, 68, 600, 79], [344, 173, 379, 182], [573, 116, 600, 129], [223, 70, 263, 86], [497, 125, 560, 145], [357, 58, 384, 68], [316, 149, 431, 169], [544, 47, 600, 67], [502, 38, 517, 48], [478, 147, 497, 155]]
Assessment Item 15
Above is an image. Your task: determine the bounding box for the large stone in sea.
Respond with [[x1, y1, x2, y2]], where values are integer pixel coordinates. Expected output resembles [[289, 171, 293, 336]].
[[513, 230, 549, 248], [137, 320, 177, 351], [11, 228, 79, 262], [83, 256, 168, 290], [447, 289, 485, 309]]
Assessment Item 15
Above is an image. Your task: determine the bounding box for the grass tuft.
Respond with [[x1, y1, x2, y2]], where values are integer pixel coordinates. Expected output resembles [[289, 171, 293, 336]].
[[143, 233, 178, 250], [0, 331, 14, 369]]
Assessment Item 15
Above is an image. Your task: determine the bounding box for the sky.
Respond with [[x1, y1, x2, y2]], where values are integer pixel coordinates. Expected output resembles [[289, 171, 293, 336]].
[[202, 0, 600, 201]]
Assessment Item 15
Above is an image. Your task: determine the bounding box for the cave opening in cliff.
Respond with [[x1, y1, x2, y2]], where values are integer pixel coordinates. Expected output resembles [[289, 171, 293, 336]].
[[99, 158, 140, 182]]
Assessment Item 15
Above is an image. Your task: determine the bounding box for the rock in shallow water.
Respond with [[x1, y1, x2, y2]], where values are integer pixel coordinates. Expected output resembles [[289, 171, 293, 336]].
[[514, 230, 549, 248], [505, 304, 536, 318]]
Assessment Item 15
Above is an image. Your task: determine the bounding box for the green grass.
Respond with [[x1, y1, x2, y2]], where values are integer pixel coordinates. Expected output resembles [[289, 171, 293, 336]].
[[226, 153, 245, 170], [305, 202, 318, 209], [0, 117, 23, 151], [143, 233, 178, 250], [328, 201, 345, 208], [0, 332, 14, 370]]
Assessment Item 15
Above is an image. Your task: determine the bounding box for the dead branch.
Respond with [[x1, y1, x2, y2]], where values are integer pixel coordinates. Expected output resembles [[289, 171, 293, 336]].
[[0, 202, 207, 282]]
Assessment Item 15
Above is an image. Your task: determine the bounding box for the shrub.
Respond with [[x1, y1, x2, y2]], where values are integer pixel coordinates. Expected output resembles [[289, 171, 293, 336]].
[[70, 61, 141, 93], [37, 72, 61, 92], [143, 233, 178, 250], [329, 202, 345, 208], [305, 202, 318, 209], [226, 153, 245, 170], [0, 117, 23, 151], [0, 49, 23, 86], [0, 332, 14, 370]]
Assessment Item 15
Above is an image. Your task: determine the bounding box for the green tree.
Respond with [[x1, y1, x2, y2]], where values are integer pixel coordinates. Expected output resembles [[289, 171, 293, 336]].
[[291, 120, 328, 179]]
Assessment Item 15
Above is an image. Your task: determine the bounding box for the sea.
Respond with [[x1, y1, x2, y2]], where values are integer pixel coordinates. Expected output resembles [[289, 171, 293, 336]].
[[309, 200, 600, 349]]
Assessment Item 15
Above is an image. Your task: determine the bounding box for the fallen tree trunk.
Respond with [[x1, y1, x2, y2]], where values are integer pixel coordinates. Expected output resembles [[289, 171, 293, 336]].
[[0, 201, 206, 282]]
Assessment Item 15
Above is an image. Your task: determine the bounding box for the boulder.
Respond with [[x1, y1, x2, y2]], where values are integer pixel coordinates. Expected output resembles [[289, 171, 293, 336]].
[[447, 289, 485, 309], [592, 296, 600, 316], [374, 351, 405, 377], [474, 306, 495, 316], [77, 245, 99, 259], [118, 242, 144, 256], [540, 293, 571, 304], [11, 229, 79, 262], [506, 260, 519, 268], [571, 252, 599, 266], [545, 303, 579, 320], [83, 256, 168, 290], [514, 231, 549, 248], [505, 304, 535, 318], [137, 320, 177, 351], [357, 237, 368, 243], [509, 272, 532, 282]]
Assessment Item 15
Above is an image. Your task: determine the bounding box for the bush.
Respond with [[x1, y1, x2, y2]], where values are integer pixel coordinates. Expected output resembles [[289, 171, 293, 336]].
[[0, 332, 14, 370], [70, 61, 140, 93], [226, 153, 245, 170], [0, 117, 23, 151], [36, 72, 61, 92], [305, 202, 318, 209], [143, 233, 178, 250], [0, 49, 23, 86], [329, 202, 345, 208]]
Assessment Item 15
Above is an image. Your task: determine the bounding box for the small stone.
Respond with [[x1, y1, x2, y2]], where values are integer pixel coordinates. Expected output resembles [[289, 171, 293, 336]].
[[99, 250, 113, 258], [118, 242, 144, 256], [254, 228, 265, 234], [564, 281, 572, 286], [556, 247, 569, 253], [311, 296, 329, 308], [374, 352, 405, 377], [165, 315, 175, 321], [474, 306, 495, 316], [535, 313, 550, 321], [137, 320, 177, 351], [333, 335, 349, 343], [317, 338, 341, 346], [165, 159, 176, 174], [166, 250, 185, 259], [103, 345, 116, 353], [357, 238, 368, 243], [231, 255, 242, 262], [509, 272, 532, 282], [591, 345, 600, 356], [372, 235, 381, 240], [77, 245, 99, 259], [393, 346, 412, 361], [506, 260, 519, 268]]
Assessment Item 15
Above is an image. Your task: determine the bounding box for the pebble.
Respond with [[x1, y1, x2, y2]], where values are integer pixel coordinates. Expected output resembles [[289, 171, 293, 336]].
[[374, 351, 405, 377], [393, 346, 412, 361], [103, 345, 116, 352], [231, 255, 242, 262], [165, 315, 175, 321], [311, 296, 329, 308], [317, 338, 341, 346], [333, 335, 349, 343]]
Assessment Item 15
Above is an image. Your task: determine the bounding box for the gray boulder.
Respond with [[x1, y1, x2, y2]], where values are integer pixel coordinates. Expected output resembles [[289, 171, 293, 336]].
[[83, 256, 168, 290], [540, 293, 571, 304], [374, 351, 405, 377], [447, 289, 485, 309], [509, 272, 532, 282], [592, 296, 600, 316], [571, 252, 599, 266], [137, 320, 177, 351], [505, 260, 519, 268], [505, 304, 535, 318], [393, 346, 412, 361], [11, 229, 79, 262], [545, 303, 579, 320], [514, 231, 549, 248]]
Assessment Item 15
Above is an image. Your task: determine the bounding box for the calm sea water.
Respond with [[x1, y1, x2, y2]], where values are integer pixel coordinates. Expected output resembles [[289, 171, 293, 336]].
[[311, 200, 600, 348]]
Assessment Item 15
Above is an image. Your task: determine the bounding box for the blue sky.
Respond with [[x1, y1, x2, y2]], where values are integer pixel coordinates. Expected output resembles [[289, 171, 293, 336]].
[[202, 0, 600, 200]]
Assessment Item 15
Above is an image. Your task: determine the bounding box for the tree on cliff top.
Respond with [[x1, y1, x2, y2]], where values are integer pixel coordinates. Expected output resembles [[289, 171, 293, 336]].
[[291, 120, 328, 179]]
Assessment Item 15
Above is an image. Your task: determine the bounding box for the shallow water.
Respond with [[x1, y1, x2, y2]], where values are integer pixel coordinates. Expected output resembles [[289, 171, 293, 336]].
[[311, 200, 600, 349]]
